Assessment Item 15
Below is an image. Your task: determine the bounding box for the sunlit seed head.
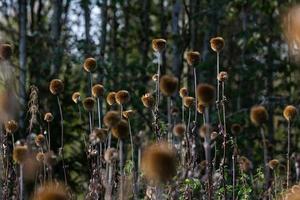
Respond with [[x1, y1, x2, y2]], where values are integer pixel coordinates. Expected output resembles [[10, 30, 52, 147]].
[[186, 51, 201, 66], [104, 148, 118, 164], [71, 92, 81, 104], [268, 159, 280, 170], [159, 75, 178, 96], [106, 92, 116, 106], [197, 83, 215, 106], [141, 93, 155, 108], [197, 102, 205, 114], [49, 79, 64, 95], [199, 124, 212, 139], [111, 119, 129, 140], [83, 97, 96, 112], [283, 105, 297, 122], [179, 87, 188, 98], [217, 71, 228, 82], [103, 111, 121, 128], [44, 112, 54, 122], [173, 123, 186, 138], [36, 152, 45, 163], [92, 84, 104, 98], [210, 37, 225, 53], [35, 134, 45, 147], [152, 38, 167, 52], [152, 74, 159, 82], [115, 90, 130, 105], [5, 119, 18, 134], [238, 156, 252, 173], [250, 105, 268, 126], [13, 145, 28, 164], [33, 181, 71, 200], [210, 131, 218, 141], [83, 57, 97, 72], [122, 109, 136, 119], [92, 128, 108, 142]]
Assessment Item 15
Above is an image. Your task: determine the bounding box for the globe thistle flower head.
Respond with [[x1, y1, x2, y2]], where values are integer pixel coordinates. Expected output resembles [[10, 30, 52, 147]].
[[36, 152, 45, 163], [197, 84, 215, 106], [283, 105, 297, 122], [268, 159, 280, 170], [33, 181, 70, 200], [217, 71, 228, 82], [210, 37, 225, 53], [92, 128, 108, 142], [231, 123, 243, 136], [0, 43, 12, 60], [106, 92, 116, 105], [49, 79, 64, 95], [35, 134, 45, 147], [103, 111, 121, 128], [183, 96, 195, 108], [141, 141, 177, 183], [199, 124, 212, 139], [186, 51, 201, 66], [83, 97, 96, 112], [71, 92, 81, 104], [13, 144, 28, 164], [179, 87, 188, 98], [122, 109, 135, 119], [104, 148, 118, 164], [238, 156, 252, 173], [197, 103, 205, 114], [141, 93, 155, 108], [44, 112, 54, 122], [250, 105, 268, 126], [211, 131, 218, 141], [152, 38, 167, 52], [111, 119, 129, 140], [282, 184, 300, 200], [92, 84, 104, 98], [159, 75, 178, 96], [173, 123, 186, 138], [152, 74, 159, 82], [83, 57, 97, 72], [5, 119, 18, 134], [115, 90, 130, 105]]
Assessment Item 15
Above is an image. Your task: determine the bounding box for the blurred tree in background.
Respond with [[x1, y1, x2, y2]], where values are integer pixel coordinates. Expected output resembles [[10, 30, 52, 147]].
[[0, 0, 300, 198]]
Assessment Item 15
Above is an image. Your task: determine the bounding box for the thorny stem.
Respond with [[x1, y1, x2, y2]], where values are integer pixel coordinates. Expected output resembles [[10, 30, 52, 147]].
[[56, 96, 67, 185], [221, 81, 227, 199], [260, 127, 269, 189], [287, 120, 291, 188]]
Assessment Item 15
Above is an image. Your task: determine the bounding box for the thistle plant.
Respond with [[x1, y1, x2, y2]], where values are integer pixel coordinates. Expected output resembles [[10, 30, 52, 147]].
[[83, 57, 97, 95], [71, 91, 82, 121], [44, 112, 54, 150]]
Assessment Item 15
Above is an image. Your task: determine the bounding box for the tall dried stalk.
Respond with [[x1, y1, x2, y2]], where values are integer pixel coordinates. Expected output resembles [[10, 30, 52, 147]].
[[287, 120, 291, 188], [167, 96, 172, 144], [193, 67, 197, 124], [128, 119, 138, 200], [19, 164, 23, 200], [260, 127, 269, 189], [220, 81, 227, 199], [119, 139, 124, 200]]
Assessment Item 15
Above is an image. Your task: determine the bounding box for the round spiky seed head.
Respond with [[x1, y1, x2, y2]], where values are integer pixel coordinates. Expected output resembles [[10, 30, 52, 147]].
[[44, 112, 54, 122], [268, 159, 280, 170], [106, 92, 116, 105], [186, 51, 201, 66], [123, 110, 136, 119], [104, 148, 118, 163], [83, 97, 96, 111], [179, 87, 188, 98], [0, 43, 12, 60], [83, 57, 97, 72], [171, 107, 179, 116], [49, 79, 64, 95], [183, 96, 195, 108], [197, 103, 205, 114], [283, 105, 297, 122], [35, 134, 45, 147], [33, 181, 70, 200], [282, 184, 300, 200], [217, 71, 228, 82], [250, 105, 268, 126], [231, 123, 243, 136], [160, 75, 178, 96], [152, 38, 167, 52], [92, 84, 104, 98], [211, 131, 218, 140], [103, 111, 121, 128], [152, 74, 159, 82], [173, 123, 186, 138], [141, 93, 155, 108], [92, 128, 108, 142], [141, 141, 177, 183], [71, 92, 81, 104], [111, 119, 129, 140], [13, 145, 28, 164], [197, 84, 215, 106], [5, 120, 18, 134], [115, 90, 130, 105], [44, 151, 57, 166], [36, 152, 45, 163], [210, 37, 225, 53], [238, 156, 252, 172], [199, 124, 212, 139]]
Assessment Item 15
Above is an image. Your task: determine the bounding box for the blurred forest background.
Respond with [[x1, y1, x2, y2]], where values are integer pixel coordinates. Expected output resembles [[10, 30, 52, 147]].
[[0, 0, 300, 198]]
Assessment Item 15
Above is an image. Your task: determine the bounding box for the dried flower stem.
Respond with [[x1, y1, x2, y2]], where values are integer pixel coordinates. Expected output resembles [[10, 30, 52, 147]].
[[97, 98, 102, 128], [260, 127, 269, 189], [184, 108, 191, 164], [47, 122, 51, 151], [128, 119, 138, 199], [19, 164, 23, 200], [193, 67, 197, 124], [232, 136, 237, 200], [216, 52, 220, 102], [119, 139, 124, 200], [155, 54, 161, 112], [167, 97, 172, 144], [221, 81, 227, 199], [287, 120, 291, 188]]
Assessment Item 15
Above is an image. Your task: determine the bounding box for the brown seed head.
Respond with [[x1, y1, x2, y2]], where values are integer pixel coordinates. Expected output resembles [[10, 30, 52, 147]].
[[210, 37, 225, 53], [49, 79, 64, 95], [35, 134, 45, 147], [250, 105, 268, 126], [217, 71, 228, 82], [160, 75, 178, 96], [268, 159, 280, 170], [152, 38, 167, 52], [211, 131, 218, 140], [0, 43, 12, 60], [122, 110, 136, 119], [183, 96, 195, 108], [199, 124, 212, 139], [141, 93, 155, 108], [104, 148, 118, 163], [179, 87, 188, 98], [106, 92, 116, 105], [92, 84, 104, 98], [173, 123, 186, 138], [44, 151, 57, 166], [103, 111, 121, 128], [44, 112, 54, 122], [5, 120, 18, 134], [186, 51, 201, 66], [115, 90, 130, 105], [283, 105, 297, 122], [282, 184, 300, 200], [13, 145, 28, 164], [111, 119, 129, 140], [197, 84, 215, 106], [152, 74, 159, 82], [33, 181, 70, 200], [71, 92, 81, 104], [92, 128, 108, 142], [83, 57, 97, 72], [231, 123, 243, 136], [36, 152, 45, 163], [141, 141, 177, 183], [197, 103, 205, 114], [83, 97, 96, 111], [238, 156, 252, 172]]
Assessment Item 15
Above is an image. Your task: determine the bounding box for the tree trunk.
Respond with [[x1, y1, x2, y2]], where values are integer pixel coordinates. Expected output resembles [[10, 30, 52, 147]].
[[82, 0, 91, 56]]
